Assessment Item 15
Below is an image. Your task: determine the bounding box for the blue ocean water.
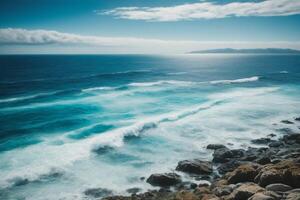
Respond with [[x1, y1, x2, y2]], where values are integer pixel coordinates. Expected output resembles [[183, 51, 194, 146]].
[[0, 54, 300, 199]]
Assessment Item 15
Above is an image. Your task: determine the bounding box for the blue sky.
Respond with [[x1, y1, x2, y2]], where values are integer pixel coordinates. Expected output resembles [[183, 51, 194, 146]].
[[1, 0, 300, 54]]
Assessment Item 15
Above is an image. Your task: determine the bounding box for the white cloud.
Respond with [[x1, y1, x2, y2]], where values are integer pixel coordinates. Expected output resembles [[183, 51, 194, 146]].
[[100, 0, 300, 21], [1, 28, 300, 54]]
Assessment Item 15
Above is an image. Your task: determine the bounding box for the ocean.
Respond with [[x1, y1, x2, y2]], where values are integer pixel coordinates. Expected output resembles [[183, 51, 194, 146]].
[[0, 54, 300, 199]]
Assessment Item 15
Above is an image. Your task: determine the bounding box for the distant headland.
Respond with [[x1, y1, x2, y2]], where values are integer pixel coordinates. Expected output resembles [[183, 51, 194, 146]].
[[188, 48, 300, 54]]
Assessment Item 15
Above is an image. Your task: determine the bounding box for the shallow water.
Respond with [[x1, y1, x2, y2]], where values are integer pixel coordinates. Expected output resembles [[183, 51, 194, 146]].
[[0, 54, 300, 199]]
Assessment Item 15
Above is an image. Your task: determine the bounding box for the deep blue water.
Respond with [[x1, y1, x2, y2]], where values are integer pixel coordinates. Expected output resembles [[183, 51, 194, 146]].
[[0, 54, 300, 199]]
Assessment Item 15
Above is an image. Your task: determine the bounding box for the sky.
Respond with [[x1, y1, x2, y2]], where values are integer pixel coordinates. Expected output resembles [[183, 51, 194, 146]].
[[0, 0, 300, 54]]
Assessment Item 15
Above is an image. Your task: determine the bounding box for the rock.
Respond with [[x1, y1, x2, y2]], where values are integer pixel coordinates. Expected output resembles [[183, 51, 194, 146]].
[[248, 193, 274, 200], [207, 144, 227, 150], [176, 159, 213, 175], [213, 148, 245, 163], [146, 173, 181, 187], [286, 192, 300, 200], [228, 183, 264, 200], [267, 134, 276, 138], [295, 117, 300, 121], [255, 156, 272, 165], [269, 141, 283, 148], [281, 120, 294, 124], [213, 185, 234, 197], [254, 160, 300, 187], [282, 134, 300, 144], [265, 183, 292, 193], [84, 188, 113, 198], [126, 187, 141, 194], [227, 163, 260, 184], [190, 183, 197, 189], [218, 160, 244, 174], [251, 138, 273, 144]]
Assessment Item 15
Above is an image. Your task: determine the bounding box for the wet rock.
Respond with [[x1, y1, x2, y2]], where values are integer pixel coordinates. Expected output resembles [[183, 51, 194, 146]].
[[248, 193, 275, 200], [251, 138, 273, 145], [227, 163, 260, 184], [254, 160, 300, 187], [255, 156, 272, 165], [295, 117, 300, 121], [228, 183, 264, 200], [269, 141, 283, 148], [213, 185, 234, 197], [281, 120, 294, 124], [213, 148, 245, 163], [265, 183, 292, 193], [218, 160, 244, 174], [84, 188, 113, 198], [176, 159, 213, 175], [126, 187, 141, 194], [207, 144, 227, 150], [282, 134, 300, 144], [12, 178, 30, 186], [267, 134, 276, 138], [146, 173, 181, 187]]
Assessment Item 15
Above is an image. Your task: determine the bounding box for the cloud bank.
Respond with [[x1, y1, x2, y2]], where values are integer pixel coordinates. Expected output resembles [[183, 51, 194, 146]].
[[1, 28, 300, 54], [101, 0, 300, 21]]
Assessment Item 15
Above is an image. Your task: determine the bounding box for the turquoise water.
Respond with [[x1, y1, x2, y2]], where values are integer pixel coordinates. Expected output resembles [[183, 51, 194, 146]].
[[0, 54, 300, 199]]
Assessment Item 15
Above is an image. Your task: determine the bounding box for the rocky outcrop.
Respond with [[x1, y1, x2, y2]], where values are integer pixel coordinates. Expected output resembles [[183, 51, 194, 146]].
[[226, 183, 264, 200], [207, 144, 227, 150], [226, 163, 260, 184], [176, 159, 213, 175], [146, 173, 181, 187], [254, 160, 300, 187]]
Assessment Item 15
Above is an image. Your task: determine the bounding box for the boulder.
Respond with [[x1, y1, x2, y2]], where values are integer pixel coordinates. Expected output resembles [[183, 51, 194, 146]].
[[84, 188, 113, 198], [227, 183, 264, 200], [282, 134, 300, 144], [281, 120, 294, 124], [265, 183, 292, 193], [217, 160, 244, 174], [251, 138, 273, 145], [227, 164, 260, 184], [254, 160, 300, 187], [248, 193, 275, 200], [176, 159, 213, 175], [126, 187, 141, 194], [146, 173, 181, 187], [268, 141, 283, 148], [295, 117, 300, 121], [207, 144, 227, 150], [286, 192, 300, 200], [213, 148, 245, 163]]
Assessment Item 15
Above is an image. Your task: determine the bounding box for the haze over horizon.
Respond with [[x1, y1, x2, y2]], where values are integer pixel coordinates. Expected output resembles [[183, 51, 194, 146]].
[[1, 0, 300, 54]]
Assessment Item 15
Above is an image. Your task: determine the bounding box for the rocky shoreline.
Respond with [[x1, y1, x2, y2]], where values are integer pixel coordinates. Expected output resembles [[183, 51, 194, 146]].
[[86, 117, 300, 200]]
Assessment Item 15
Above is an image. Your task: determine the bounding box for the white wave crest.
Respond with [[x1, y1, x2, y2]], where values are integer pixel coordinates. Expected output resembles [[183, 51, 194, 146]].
[[210, 76, 259, 84], [128, 80, 197, 87], [279, 71, 288, 74], [0, 92, 58, 103], [82, 86, 117, 92]]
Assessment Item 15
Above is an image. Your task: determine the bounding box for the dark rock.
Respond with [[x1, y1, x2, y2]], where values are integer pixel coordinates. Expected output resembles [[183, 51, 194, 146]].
[[13, 178, 29, 186], [213, 185, 234, 197], [190, 183, 197, 189], [267, 133, 276, 138], [213, 148, 245, 163], [126, 187, 141, 194], [283, 134, 300, 144], [251, 138, 273, 144], [269, 141, 283, 148], [295, 117, 300, 121], [281, 120, 294, 124], [265, 183, 292, 193], [146, 173, 181, 187], [207, 144, 227, 150], [255, 156, 272, 165], [218, 160, 244, 174], [227, 163, 260, 184], [176, 159, 213, 175], [140, 177, 145, 181], [84, 188, 113, 198]]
